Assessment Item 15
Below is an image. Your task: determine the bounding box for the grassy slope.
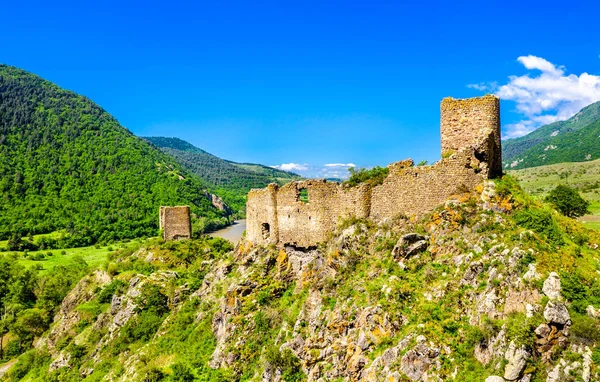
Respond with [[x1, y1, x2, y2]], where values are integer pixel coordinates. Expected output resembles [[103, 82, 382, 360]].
[[509, 159, 600, 229], [0, 233, 144, 275]]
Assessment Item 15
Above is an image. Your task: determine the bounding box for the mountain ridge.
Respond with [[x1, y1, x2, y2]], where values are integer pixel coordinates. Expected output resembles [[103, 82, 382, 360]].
[[144, 136, 302, 214], [0, 64, 228, 244], [502, 101, 600, 169]]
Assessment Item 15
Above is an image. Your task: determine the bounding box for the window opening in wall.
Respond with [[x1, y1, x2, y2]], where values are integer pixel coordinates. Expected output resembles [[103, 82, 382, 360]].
[[299, 188, 309, 203], [261, 223, 270, 240]]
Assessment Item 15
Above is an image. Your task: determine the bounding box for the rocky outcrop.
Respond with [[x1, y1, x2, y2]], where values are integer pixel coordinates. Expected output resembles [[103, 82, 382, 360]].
[[400, 336, 441, 381], [204, 191, 232, 215], [503, 341, 529, 381], [543, 301, 571, 326], [542, 272, 562, 300], [35, 270, 111, 354], [392, 233, 429, 259]]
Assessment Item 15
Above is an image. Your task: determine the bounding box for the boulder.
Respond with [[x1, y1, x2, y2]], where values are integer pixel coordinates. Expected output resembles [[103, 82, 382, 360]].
[[543, 301, 571, 326], [485, 377, 505, 382], [392, 233, 429, 259], [586, 305, 599, 318], [400, 336, 440, 381], [503, 341, 528, 381], [522, 263, 540, 281], [542, 272, 562, 300]]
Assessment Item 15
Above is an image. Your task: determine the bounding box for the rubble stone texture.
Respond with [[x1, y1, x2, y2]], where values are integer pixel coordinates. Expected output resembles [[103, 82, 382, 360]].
[[159, 206, 192, 241], [247, 95, 502, 248]]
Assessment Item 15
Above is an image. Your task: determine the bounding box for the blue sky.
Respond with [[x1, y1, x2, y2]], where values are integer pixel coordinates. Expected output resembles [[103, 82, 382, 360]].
[[2, 0, 600, 178]]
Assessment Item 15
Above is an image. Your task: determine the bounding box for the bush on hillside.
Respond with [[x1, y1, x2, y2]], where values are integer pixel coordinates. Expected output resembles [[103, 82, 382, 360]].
[[513, 208, 564, 245], [545, 185, 590, 218], [344, 166, 389, 187]]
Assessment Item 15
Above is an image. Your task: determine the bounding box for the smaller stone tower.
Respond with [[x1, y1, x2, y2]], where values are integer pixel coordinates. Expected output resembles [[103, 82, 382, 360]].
[[159, 206, 192, 241], [440, 95, 502, 177]]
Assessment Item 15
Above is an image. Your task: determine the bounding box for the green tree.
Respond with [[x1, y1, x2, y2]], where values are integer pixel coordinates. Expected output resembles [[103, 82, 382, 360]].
[[545, 184, 590, 218]]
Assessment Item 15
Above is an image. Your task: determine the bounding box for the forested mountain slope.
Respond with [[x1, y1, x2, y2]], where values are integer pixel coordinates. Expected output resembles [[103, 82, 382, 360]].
[[144, 137, 301, 213], [0, 65, 227, 245], [503, 101, 600, 170]]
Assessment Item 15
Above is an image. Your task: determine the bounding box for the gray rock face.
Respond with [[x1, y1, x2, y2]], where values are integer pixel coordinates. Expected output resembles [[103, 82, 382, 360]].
[[542, 272, 562, 300], [475, 326, 507, 365], [522, 263, 540, 281], [399, 336, 440, 381], [392, 233, 429, 259], [503, 341, 528, 381], [543, 301, 571, 326], [462, 261, 484, 286], [485, 377, 505, 382]]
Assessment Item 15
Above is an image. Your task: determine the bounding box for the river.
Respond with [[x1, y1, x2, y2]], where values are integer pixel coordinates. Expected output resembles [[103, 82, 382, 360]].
[[209, 220, 247, 243]]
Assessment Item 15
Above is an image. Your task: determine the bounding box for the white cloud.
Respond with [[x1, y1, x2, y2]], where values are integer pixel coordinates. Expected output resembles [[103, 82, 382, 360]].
[[467, 83, 489, 91], [270, 162, 358, 179], [469, 55, 600, 139], [516, 55, 564, 77], [272, 163, 309, 172]]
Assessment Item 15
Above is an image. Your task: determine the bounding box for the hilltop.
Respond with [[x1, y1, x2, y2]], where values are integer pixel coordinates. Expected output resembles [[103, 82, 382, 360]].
[[0, 65, 228, 246], [144, 137, 301, 214], [502, 101, 600, 170], [2, 176, 600, 381]]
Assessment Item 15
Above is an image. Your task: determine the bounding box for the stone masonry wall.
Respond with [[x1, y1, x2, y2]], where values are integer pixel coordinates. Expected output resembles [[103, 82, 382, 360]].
[[246, 184, 279, 244], [441, 95, 501, 177], [246, 96, 501, 248], [369, 152, 483, 219], [275, 180, 371, 248], [160, 206, 192, 241]]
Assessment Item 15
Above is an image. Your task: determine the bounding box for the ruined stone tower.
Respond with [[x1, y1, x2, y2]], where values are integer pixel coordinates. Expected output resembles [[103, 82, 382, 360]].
[[440, 95, 502, 177], [159, 206, 192, 241], [246, 95, 502, 248]]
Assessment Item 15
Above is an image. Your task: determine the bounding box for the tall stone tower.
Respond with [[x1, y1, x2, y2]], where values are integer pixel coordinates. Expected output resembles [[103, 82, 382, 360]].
[[159, 206, 192, 241], [440, 95, 502, 178]]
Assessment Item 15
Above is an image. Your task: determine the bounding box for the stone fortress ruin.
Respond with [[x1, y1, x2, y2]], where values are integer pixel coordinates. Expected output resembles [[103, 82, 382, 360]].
[[246, 95, 502, 248], [159, 206, 192, 241]]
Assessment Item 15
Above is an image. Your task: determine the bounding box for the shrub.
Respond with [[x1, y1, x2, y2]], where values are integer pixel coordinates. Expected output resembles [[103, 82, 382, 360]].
[[545, 185, 590, 218], [144, 367, 165, 381], [513, 208, 564, 245], [170, 363, 195, 382], [97, 279, 127, 304], [265, 347, 304, 382], [344, 166, 389, 187], [570, 314, 600, 344]]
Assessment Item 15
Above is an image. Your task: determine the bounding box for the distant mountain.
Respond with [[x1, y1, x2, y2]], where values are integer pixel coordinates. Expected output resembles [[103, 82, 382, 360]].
[[0, 65, 228, 244], [503, 101, 600, 169], [144, 137, 301, 213]]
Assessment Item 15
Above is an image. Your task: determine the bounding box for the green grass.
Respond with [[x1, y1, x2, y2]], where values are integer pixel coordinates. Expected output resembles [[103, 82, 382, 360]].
[[589, 201, 600, 215], [581, 221, 600, 230], [509, 160, 600, 230], [0, 231, 64, 250], [6, 239, 145, 275]]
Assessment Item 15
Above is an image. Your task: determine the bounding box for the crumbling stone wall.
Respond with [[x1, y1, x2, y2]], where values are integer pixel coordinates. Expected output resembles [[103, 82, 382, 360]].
[[246, 184, 279, 244], [276, 180, 370, 248], [369, 152, 483, 219], [441, 95, 501, 177], [160, 206, 192, 241], [246, 95, 501, 247]]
